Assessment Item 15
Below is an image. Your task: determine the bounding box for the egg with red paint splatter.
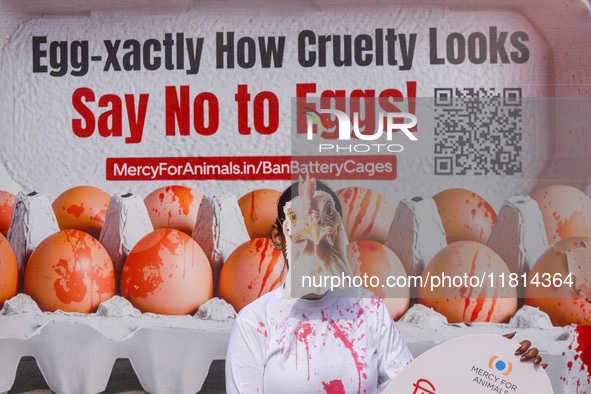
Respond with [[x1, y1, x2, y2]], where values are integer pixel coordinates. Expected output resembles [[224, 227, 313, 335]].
[[418, 241, 516, 324], [238, 189, 281, 239], [336, 187, 396, 243], [52, 186, 111, 239], [0, 191, 15, 237], [346, 240, 409, 319], [531, 185, 591, 245], [23, 229, 115, 313], [144, 185, 203, 235], [525, 236, 591, 326], [432, 188, 497, 244], [218, 238, 285, 312], [121, 228, 212, 315], [0, 233, 18, 308]]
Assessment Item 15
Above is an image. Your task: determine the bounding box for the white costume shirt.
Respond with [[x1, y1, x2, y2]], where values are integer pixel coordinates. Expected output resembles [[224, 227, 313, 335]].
[[225, 287, 413, 393]]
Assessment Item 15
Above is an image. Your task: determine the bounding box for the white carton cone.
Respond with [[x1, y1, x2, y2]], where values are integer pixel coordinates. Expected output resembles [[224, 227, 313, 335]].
[[192, 195, 218, 266], [385, 197, 447, 277], [487, 196, 548, 276], [127, 327, 230, 394], [99, 192, 154, 277], [30, 322, 119, 394], [0, 338, 22, 394], [193, 195, 250, 294], [6, 191, 59, 278]]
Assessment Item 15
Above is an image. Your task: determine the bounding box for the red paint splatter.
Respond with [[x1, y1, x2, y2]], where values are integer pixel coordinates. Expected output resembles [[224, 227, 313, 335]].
[[470, 286, 488, 322], [250, 192, 258, 222], [484, 281, 499, 322], [462, 246, 479, 322], [370, 296, 383, 308], [254, 238, 266, 256], [167, 186, 195, 217], [295, 322, 315, 380], [350, 191, 372, 241], [340, 188, 353, 204], [92, 209, 107, 224], [322, 380, 345, 394], [257, 321, 268, 337], [259, 241, 281, 297], [67, 204, 84, 217], [358, 194, 380, 241], [475, 197, 497, 237], [52, 231, 115, 307], [69, 232, 114, 294], [344, 188, 358, 231], [121, 231, 173, 298], [569, 326, 591, 388], [53, 258, 87, 303], [555, 211, 590, 240], [330, 321, 367, 394]]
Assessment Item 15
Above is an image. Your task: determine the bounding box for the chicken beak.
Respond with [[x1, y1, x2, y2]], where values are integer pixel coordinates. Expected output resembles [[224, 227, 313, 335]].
[[301, 221, 321, 245]]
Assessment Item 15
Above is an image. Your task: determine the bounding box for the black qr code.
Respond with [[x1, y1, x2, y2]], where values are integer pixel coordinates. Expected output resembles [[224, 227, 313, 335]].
[[433, 88, 522, 176]]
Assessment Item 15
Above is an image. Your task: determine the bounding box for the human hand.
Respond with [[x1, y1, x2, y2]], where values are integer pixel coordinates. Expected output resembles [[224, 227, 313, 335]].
[[503, 332, 548, 369]]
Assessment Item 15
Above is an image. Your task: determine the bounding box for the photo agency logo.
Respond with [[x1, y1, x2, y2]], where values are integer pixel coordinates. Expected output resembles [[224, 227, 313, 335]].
[[298, 97, 418, 154]]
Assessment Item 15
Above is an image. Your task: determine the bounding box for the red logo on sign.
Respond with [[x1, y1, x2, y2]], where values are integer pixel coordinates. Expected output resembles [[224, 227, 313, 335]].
[[412, 378, 436, 394]]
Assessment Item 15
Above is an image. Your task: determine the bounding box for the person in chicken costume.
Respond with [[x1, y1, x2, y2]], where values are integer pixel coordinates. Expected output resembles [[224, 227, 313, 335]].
[[279, 174, 353, 299], [225, 176, 543, 393]]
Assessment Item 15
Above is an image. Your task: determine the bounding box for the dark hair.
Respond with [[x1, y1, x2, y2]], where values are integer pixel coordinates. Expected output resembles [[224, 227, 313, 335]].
[[275, 180, 342, 234]]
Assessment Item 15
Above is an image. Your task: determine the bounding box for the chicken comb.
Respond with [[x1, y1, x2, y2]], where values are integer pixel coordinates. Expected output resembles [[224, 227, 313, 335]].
[[298, 174, 316, 215]]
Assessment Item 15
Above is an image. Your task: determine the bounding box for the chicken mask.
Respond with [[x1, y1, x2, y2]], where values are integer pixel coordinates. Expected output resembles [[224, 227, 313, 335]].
[[280, 176, 353, 299]]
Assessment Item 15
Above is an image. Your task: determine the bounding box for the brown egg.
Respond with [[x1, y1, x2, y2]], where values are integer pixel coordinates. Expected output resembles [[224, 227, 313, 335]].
[[346, 240, 409, 319], [0, 191, 16, 237], [144, 185, 203, 234], [238, 189, 281, 239], [525, 236, 591, 325], [531, 185, 591, 245], [24, 230, 116, 313], [336, 187, 396, 243], [0, 233, 18, 308], [418, 241, 517, 323], [218, 238, 285, 312], [121, 228, 212, 315], [432, 188, 497, 244], [52, 186, 111, 239]]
